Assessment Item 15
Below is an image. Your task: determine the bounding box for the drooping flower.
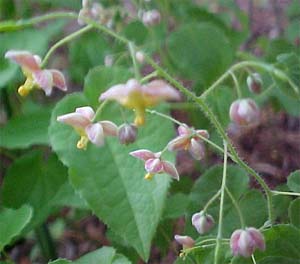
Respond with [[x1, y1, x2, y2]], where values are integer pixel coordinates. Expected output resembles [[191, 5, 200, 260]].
[[5, 50, 67, 96], [174, 235, 195, 249], [247, 73, 263, 94], [130, 149, 179, 180], [191, 210, 215, 235], [118, 123, 138, 145], [229, 98, 260, 126], [167, 124, 209, 160], [142, 9, 161, 26], [99, 79, 180, 126], [230, 227, 266, 258], [57, 106, 117, 149]]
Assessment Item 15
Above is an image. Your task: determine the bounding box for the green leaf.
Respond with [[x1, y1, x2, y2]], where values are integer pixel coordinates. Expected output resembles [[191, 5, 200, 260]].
[[1, 151, 78, 230], [49, 67, 175, 260], [289, 198, 300, 228], [48, 247, 131, 264], [287, 170, 300, 193], [0, 205, 32, 251], [68, 32, 111, 84], [0, 107, 51, 149], [121, 21, 148, 46], [166, 22, 233, 88], [232, 225, 300, 264], [188, 165, 249, 237], [163, 193, 189, 219]]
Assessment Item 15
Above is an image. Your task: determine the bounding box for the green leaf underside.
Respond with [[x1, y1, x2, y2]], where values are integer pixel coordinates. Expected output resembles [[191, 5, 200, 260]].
[[49, 66, 175, 260], [0, 205, 32, 251]]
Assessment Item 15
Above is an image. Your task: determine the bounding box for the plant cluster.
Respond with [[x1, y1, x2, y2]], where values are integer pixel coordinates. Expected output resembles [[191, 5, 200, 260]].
[[0, 0, 299, 263]]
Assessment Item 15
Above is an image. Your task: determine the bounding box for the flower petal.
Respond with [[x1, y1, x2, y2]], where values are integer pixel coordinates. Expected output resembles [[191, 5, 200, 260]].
[[167, 135, 190, 151], [99, 84, 126, 102], [238, 230, 254, 257], [50, 69, 67, 91], [99, 121, 118, 136], [188, 138, 205, 160], [142, 80, 181, 101], [174, 235, 195, 248], [85, 123, 105, 146], [196, 129, 209, 139], [230, 229, 242, 256], [33, 70, 53, 95], [130, 149, 155, 161], [178, 125, 190, 136], [75, 106, 95, 121], [5, 50, 41, 72], [145, 158, 164, 173], [57, 112, 91, 129], [162, 161, 179, 180], [247, 227, 265, 251]]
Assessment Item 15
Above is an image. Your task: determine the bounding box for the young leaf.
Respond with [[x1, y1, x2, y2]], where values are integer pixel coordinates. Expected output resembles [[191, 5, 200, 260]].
[[287, 170, 300, 193], [289, 198, 300, 228]]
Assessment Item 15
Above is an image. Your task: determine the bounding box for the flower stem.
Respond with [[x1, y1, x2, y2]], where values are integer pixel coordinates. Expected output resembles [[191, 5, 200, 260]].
[[225, 186, 245, 228], [141, 71, 158, 83], [128, 41, 141, 80], [0, 12, 78, 32], [271, 190, 300, 196], [203, 190, 221, 213], [251, 254, 257, 264], [93, 100, 109, 121], [214, 141, 228, 264], [41, 25, 93, 67], [229, 70, 242, 98], [35, 224, 57, 261]]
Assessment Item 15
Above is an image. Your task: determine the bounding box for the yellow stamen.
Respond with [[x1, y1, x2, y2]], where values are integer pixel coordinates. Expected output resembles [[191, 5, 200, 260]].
[[144, 173, 154, 180], [18, 85, 30, 97], [76, 136, 88, 150], [134, 115, 145, 126], [179, 252, 185, 258]]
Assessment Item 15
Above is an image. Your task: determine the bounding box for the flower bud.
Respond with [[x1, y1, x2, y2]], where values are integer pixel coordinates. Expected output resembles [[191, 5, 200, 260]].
[[142, 10, 161, 26], [174, 235, 195, 249], [247, 73, 263, 94], [118, 123, 138, 145], [192, 211, 214, 234], [230, 227, 265, 258], [104, 55, 113, 67], [229, 98, 260, 126], [135, 51, 145, 63]]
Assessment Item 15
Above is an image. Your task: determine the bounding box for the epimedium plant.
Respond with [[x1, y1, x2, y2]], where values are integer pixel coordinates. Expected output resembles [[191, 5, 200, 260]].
[[0, 0, 300, 263]]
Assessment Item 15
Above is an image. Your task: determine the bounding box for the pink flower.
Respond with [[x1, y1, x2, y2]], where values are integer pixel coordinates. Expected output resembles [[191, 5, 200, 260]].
[[142, 10, 161, 26], [130, 149, 179, 180], [118, 123, 138, 145], [57, 106, 117, 149], [174, 235, 195, 249], [5, 50, 67, 96], [229, 98, 260, 126], [99, 79, 180, 126], [230, 227, 266, 258], [192, 211, 215, 235], [167, 124, 209, 160]]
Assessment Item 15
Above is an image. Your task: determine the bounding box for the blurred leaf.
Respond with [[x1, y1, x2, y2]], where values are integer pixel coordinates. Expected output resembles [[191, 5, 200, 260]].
[[0, 205, 32, 251], [69, 31, 111, 84], [49, 246, 131, 263], [232, 225, 300, 264], [163, 193, 189, 219], [0, 107, 51, 148], [166, 23, 233, 87], [122, 21, 148, 46], [265, 39, 296, 62], [274, 53, 300, 98], [287, 170, 300, 192], [289, 198, 300, 228], [49, 66, 175, 260], [0, 22, 65, 89], [1, 151, 81, 230]]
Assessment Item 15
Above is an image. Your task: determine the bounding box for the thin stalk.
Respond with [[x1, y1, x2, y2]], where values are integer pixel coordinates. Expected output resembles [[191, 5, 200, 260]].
[[225, 186, 245, 228], [0, 12, 78, 32], [271, 190, 300, 197], [203, 190, 221, 212], [92, 100, 109, 122], [35, 224, 57, 261], [140, 71, 158, 83], [128, 42, 141, 80], [214, 141, 228, 264], [229, 70, 242, 98], [251, 254, 257, 264], [41, 25, 93, 67]]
